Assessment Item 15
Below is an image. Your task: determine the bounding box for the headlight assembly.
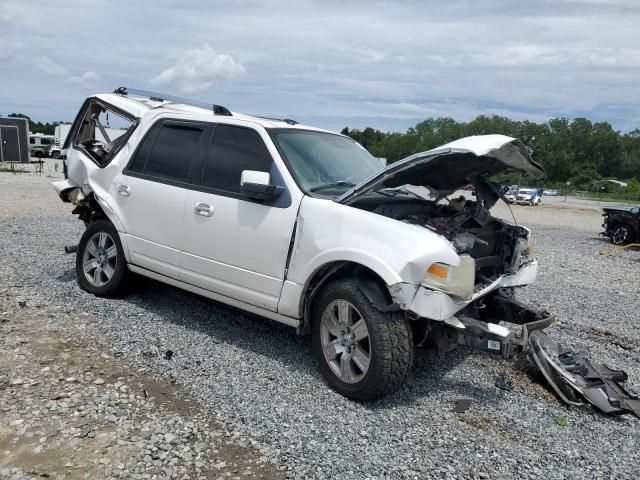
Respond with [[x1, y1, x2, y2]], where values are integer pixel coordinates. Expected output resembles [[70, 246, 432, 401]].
[[422, 254, 475, 301]]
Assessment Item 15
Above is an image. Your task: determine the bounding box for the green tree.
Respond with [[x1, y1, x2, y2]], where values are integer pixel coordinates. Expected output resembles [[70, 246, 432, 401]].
[[340, 114, 639, 186]]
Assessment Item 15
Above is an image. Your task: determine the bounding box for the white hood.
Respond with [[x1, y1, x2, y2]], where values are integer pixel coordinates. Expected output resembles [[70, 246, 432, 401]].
[[336, 135, 545, 204]]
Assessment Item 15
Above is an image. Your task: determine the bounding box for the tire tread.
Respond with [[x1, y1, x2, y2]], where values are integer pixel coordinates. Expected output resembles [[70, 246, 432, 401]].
[[312, 278, 413, 401]]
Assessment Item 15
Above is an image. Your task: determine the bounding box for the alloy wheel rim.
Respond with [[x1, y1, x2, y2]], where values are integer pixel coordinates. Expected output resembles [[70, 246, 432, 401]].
[[613, 227, 628, 244], [320, 299, 371, 384], [82, 232, 117, 287]]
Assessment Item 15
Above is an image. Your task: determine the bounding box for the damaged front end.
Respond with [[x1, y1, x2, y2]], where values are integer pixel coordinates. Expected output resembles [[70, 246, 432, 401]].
[[340, 135, 639, 416], [417, 288, 640, 417]]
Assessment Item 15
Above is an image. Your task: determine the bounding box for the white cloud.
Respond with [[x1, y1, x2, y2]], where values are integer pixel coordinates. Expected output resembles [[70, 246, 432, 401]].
[[1, 1, 640, 131], [150, 45, 246, 93], [67, 71, 100, 86], [34, 57, 69, 76]]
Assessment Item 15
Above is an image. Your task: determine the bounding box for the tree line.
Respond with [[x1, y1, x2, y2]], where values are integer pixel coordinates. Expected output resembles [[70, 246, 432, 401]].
[[6, 113, 58, 135], [342, 116, 640, 194]]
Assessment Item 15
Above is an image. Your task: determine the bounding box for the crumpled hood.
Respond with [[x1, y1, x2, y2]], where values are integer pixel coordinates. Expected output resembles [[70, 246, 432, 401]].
[[336, 134, 545, 204]]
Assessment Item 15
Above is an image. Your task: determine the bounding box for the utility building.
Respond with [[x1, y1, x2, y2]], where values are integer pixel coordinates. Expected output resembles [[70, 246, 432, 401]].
[[0, 117, 30, 163]]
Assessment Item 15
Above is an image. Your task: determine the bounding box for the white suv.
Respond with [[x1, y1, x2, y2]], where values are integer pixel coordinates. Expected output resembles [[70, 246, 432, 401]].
[[52, 88, 638, 411]]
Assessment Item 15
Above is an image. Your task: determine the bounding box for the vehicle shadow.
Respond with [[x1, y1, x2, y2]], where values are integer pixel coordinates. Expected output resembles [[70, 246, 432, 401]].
[[56, 268, 77, 283], [120, 274, 313, 369], [590, 235, 611, 244], [57, 269, 548, 411], [63, 270, 542, 410]]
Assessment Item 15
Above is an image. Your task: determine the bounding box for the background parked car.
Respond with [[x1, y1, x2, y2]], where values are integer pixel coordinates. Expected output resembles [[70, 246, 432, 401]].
[[602, 206, 640, 245], [502, 184, 518, 204], [43, 144, 62, 159], [515, 188, 541, 206]]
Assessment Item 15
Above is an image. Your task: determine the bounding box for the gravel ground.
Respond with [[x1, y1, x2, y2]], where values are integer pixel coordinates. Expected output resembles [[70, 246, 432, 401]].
[[0, 271, 282, 480], [1, 173, 639, 479]]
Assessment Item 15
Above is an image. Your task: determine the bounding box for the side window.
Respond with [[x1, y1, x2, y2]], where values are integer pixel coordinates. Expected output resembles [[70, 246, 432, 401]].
[[128, 121, 205, 183], [202, 125, 272, 193]]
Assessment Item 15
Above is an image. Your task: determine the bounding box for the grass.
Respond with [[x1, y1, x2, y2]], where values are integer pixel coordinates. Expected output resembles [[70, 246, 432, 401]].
[[569, 190, 640, 205], [0, 163, 28, 174]]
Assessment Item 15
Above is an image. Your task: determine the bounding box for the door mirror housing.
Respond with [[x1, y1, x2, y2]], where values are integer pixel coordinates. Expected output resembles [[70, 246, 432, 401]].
[[240, 170, 284, 201]]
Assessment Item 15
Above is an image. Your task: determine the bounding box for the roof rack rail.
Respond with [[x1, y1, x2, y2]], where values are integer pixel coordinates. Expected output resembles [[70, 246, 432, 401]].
[[253, 115, 298, 125], [114, 87, 232, 116]]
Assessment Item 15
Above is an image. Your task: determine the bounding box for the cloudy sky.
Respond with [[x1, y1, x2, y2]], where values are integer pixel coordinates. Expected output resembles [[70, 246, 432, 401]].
[[1, 0, 639, 132]]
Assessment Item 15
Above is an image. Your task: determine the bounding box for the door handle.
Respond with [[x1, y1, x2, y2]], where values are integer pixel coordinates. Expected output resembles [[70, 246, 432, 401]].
[[117, 184, 131, 197], [194, 202, 214, 217]]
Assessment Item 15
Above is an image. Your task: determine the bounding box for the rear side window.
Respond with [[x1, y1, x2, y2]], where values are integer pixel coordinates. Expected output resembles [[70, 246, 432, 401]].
[[202, 125, 272, 193], [70, 98, 137, 166], [128, 121, 204, 182]]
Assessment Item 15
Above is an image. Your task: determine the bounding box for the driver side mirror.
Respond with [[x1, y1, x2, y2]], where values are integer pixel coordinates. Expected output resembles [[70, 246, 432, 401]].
[[240, 170, 284, 201]]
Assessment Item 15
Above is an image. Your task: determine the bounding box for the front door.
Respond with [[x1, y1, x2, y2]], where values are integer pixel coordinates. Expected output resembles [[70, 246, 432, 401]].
[[180, 124, 300, 311]]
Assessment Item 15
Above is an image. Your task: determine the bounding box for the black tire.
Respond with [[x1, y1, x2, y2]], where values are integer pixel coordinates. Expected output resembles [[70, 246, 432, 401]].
[[76, 219, 129, 297], [52, 151, 60, 159], [311, 279, 414, 401], [611, 223, 631, 245]]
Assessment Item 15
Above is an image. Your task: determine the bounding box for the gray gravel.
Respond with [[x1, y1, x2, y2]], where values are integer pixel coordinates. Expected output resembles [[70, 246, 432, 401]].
[[1, 173, 639, 479]]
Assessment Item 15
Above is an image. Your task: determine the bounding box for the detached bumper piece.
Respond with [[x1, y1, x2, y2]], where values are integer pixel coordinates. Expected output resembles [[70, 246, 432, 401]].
[[435, 289, 640, 416], [529, 331, 640, 417]]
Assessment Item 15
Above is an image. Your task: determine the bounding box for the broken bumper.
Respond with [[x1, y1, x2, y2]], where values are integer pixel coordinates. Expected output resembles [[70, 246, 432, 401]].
[[529, 331, 640, 416], [405, 260, 538, 321], [432, 289, 640, 417]]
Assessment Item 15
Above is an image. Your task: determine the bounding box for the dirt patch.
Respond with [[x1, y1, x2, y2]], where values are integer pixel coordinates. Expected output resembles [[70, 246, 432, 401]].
[[590, 327, 638, 351], [457, 413, 515, 443], [0, 264, 284, 479]]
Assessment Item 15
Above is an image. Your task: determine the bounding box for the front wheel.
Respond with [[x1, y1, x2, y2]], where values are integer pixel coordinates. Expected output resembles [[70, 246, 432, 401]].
[[312, 279, 414, 401], [611, 224, 631, 245], [76, 219, 129, 297]]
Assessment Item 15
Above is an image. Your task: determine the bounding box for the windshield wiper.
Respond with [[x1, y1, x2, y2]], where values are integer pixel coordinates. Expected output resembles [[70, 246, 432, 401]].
[[377, 186, 419, 198], [309, 181, 355, 192]]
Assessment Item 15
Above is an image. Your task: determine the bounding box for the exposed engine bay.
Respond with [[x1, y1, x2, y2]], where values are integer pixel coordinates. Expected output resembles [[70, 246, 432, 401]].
[[352, 176, 532, 283]]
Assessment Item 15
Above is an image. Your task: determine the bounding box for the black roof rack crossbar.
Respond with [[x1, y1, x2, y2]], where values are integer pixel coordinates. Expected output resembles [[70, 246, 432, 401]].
[[114, 87, 232, 116]]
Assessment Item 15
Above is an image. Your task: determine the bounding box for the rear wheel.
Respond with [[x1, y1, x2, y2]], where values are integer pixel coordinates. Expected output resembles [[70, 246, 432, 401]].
[[76, 220, 129, 296], [611, 224, 631, 245], [312, 279, 413, 401], [51, 151, 60, 159]]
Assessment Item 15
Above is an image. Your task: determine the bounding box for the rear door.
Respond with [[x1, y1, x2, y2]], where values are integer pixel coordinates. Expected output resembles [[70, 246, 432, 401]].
[[180, 124, 299, 311], [113, 119, 207, 278]]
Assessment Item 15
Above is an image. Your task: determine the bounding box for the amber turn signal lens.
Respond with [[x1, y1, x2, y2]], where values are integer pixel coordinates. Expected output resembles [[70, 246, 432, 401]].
[[426, 263, 449, 280]]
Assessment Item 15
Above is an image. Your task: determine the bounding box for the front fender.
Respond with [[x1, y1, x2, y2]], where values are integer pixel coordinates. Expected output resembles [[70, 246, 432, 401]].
[[297, 248, 403, 287], [286, 197, 460, 287]]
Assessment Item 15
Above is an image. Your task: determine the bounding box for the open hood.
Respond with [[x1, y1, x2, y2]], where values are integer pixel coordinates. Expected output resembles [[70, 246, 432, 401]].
[[336, 134, 545, 204]]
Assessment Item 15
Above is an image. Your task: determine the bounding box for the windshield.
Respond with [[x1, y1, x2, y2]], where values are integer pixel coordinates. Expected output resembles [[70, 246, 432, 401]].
[[519, 189, 534, 194], [271, 129, 383, 194]]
